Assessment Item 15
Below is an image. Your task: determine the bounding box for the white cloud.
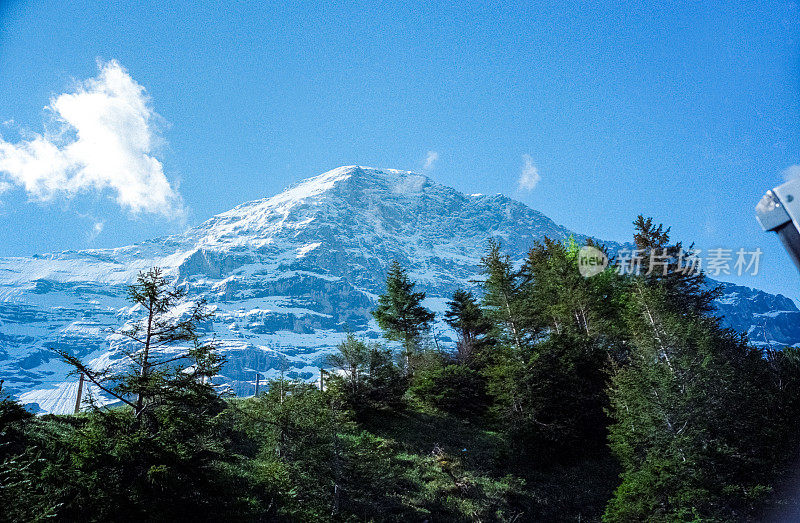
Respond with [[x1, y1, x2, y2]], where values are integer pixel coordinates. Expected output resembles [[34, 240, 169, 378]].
[[423, 150, 438, 170], [0, 60, 184, 217], [518, 154, 541, 191], [87, 220, 104, 241], [782, 164, 800, 182]]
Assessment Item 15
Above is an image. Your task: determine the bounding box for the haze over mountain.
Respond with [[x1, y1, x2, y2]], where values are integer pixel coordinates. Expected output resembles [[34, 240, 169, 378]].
[[1, 166, 798, 414]]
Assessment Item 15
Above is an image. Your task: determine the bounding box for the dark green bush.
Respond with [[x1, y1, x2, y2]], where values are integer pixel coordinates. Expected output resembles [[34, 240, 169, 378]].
[[410, 364, 488, 417]]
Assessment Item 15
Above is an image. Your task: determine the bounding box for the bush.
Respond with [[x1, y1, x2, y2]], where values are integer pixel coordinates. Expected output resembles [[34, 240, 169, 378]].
[[410, 364, 488, 417]]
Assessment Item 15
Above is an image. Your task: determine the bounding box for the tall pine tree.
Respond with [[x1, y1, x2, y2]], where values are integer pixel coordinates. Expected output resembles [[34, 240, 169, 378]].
[[372, 261, 435, 374], [444, 289, 490, 362], [480, 240, 525, 349], [55, 267, 220, 419], [605, 218, 780, 521], [484, 237, 622, 462]]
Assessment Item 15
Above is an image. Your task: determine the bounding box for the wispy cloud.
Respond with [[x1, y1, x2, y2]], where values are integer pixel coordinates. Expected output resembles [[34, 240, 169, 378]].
[[423, 150, 439, 170], [87, 220, 104, 242], [518, 154, 541, 191], [0, 60, 184, 217], [782, 164, 800, 181]]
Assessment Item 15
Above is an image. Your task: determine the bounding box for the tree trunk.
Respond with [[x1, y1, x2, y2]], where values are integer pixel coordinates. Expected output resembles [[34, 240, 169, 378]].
[[74, 373, 84, 414], [135, 298, 155, 416], [503, 292, 522, 349]]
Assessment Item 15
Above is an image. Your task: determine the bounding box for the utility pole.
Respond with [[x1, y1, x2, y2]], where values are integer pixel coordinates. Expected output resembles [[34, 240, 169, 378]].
[[279, 364, 285, 403], [319, 368, 325, 390], [331, 396, 341, 516], [254, 372, 260, 396], [74, 373, 85, 414]]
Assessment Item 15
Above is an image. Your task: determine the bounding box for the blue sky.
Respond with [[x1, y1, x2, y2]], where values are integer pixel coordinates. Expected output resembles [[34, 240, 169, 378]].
[[0, 0, 798, 299]]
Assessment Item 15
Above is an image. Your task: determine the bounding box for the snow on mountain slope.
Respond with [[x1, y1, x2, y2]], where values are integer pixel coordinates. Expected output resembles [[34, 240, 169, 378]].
[[1, 165, 798, 414]]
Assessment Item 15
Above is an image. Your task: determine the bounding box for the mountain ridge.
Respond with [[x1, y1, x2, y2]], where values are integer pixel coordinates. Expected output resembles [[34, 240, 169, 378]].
[[1, 165, 798, 413]]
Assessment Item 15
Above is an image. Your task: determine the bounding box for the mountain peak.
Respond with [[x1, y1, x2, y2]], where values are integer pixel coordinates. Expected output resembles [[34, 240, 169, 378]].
[[188, 166, 439, 245], [220, 165, 431, 213], [3, 165, 799, 413], [300, 165, 433, 195]]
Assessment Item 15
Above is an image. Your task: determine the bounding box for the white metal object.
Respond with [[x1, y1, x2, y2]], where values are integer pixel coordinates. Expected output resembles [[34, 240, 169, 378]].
[[757, 177, 800, 271]]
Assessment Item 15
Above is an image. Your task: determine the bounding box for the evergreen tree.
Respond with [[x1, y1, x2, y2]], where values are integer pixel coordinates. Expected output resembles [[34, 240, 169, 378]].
[[362, 344, 407, 411], [480, 240, 526, 349], [484, 238, 622, 462], [327, 334, 370, 397], [55, 267, 219, 419], [34, 270, 271, 521], [372, 261, 435, 374], [631, 215, 718, 316], [239, 381, 405, 520], [444, 289, 491, 362], [520, 236, 622, 337], [605, 218, 781, 521], [327, 335, 407, 414]]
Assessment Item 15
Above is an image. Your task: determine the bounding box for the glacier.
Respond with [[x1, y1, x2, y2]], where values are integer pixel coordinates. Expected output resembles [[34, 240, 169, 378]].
[[1, 165, 798, 414]]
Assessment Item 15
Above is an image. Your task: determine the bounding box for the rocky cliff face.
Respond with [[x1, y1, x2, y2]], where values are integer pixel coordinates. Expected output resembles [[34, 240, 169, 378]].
[[712, 281, 800, 348], [1, 166, 797, 413]]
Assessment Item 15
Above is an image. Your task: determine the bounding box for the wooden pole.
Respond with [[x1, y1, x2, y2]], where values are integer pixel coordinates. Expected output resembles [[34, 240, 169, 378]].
[[254, 372, 260, 396], [74, 373, 85, 414], [319, 368, 325, 390]]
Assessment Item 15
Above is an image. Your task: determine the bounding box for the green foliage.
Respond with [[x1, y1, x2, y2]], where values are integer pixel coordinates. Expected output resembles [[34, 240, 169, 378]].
[[5, 220, 800, 521], [326, 334, 407, 414], [60, 404, 270, 520], [631, 215, 719, 316], [603, 218, 783, 521], [0, 399, 274, 522], [54, 267, 219, 419], [410, 363, 489, 417], [0, 385, 60, 522], [360, 404, 618, 521], [0, 383, 33, 457], [373, 261, 436, 374], [481, 238, 621, 464], [327, 333, 370, 395], [480, 240, 527, 349], [444, 289, 491, 362], [235, 381, 408, 520], [486, 334, 609, 464], [521, 237, 626, 339]]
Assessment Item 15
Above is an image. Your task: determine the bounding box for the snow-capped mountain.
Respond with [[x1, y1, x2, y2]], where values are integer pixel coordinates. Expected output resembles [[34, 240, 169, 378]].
[[2, 166, 798, 413]]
